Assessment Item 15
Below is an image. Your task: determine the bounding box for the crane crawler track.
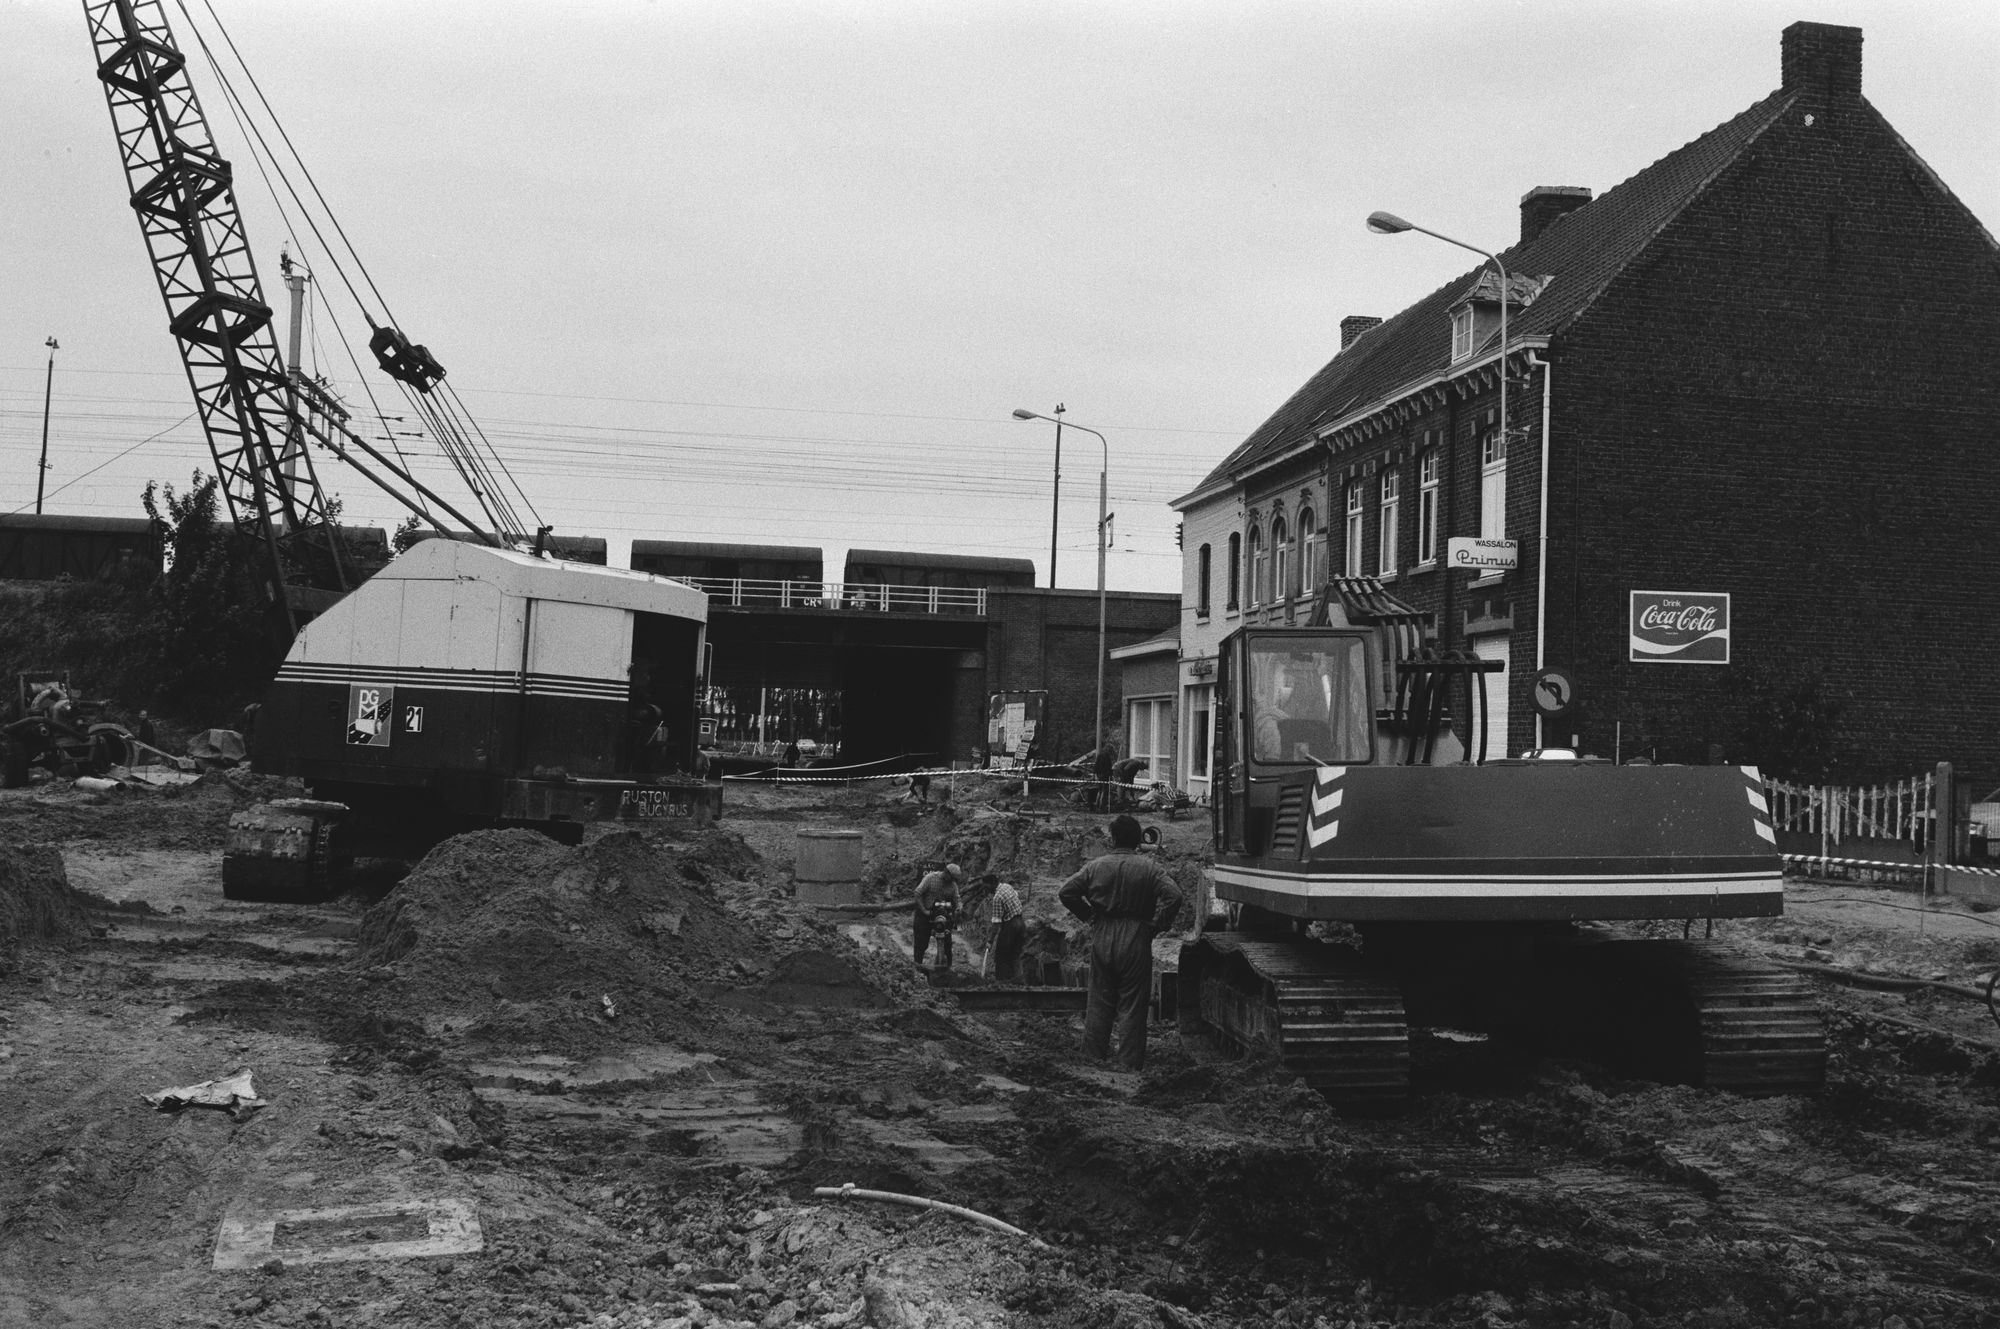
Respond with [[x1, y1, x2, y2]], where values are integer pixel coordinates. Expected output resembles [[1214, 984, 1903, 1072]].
[[1180, 933, 1410, 1111]]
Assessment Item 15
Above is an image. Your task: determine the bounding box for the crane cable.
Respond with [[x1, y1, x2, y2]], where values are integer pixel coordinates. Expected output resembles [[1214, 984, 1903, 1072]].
[[171, 0, 536, 543], [190, 49, 436, 528]]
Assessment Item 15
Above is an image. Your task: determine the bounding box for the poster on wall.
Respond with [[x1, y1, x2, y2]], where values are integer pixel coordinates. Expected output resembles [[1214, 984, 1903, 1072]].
[[1629, 590, 1730, 664], [986, 690, 1046, 766]]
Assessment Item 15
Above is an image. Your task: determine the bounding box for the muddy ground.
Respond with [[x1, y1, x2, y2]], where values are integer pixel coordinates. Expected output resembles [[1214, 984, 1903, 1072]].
[[4, 770, 2000, 1329]]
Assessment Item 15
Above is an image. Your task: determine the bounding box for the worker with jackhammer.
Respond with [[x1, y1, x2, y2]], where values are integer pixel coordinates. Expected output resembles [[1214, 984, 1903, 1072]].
[[1058, 814, 1184, 1070], [912, 862, 963, 972]]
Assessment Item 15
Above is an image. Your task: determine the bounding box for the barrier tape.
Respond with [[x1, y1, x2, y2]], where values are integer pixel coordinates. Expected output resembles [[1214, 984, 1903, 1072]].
[[1782, 853, 2000, 879], [721, 762, 1154, 793]]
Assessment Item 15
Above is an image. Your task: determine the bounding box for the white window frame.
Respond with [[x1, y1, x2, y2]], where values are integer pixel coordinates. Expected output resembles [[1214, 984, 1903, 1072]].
[[1418, 450, 1439, 565], [1248, 525, 1267, 607], [1127, 696, 1173, 786], [1378, 471, 1400, 576], [1298, 508, 1318, 593], [1480, 417, 1507, 541], [1451, 306, 1475, 362], [1196, 543, 1211, 618], [1187, 686, 1212, 781], [1344, 482, 1364, 575], [1271, 514, 1289, 601], [1226, 532, 1241, 610]]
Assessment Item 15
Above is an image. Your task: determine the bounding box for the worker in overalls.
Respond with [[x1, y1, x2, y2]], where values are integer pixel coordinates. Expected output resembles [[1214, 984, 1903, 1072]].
[[1058, 815, 1184, 1070]]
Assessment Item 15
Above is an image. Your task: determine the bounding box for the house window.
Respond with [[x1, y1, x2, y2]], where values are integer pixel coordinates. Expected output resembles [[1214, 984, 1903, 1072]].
[[1418, 450, 1439, 564], [1196, 543, 1211, 618], [1378, 471, 1400, 576], [1298, 508, 1318, 593], [1480, 415, 1507, 541], [1248, 525, 1267, 607], [1451, 306, 1475, 361], [1344, 482, 1364, 574], [1271, 515, 1289, 601], [1226, 532, 1241, 609], [1187, 686, 1212, 781]]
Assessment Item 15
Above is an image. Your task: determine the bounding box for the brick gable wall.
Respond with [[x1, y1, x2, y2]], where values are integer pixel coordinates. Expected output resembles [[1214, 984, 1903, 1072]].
[[1546, 94, 2000, 785]]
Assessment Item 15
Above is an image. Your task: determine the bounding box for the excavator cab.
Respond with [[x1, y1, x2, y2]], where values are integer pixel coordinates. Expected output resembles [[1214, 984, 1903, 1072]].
[[1215, 628, 1378, 857]]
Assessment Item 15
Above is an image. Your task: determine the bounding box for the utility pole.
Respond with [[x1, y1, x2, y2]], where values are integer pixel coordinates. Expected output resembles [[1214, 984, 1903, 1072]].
[[36, 337, 57, 514], [1047, 404, 1065, 588], [280, 252, 308, 504]]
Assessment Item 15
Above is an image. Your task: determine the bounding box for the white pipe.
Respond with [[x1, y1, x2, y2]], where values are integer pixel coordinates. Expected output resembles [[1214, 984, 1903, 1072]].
[[1525, 349, 1552, 749], [814, 1184, 1048, 1247]]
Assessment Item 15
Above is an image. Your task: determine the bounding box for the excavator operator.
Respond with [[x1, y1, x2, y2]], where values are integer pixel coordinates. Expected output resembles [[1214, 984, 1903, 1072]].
[[1250, 642, 1370, 764]]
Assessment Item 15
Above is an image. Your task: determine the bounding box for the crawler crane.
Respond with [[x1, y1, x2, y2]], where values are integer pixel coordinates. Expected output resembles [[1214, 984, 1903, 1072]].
[[84, 0, 719, 898]]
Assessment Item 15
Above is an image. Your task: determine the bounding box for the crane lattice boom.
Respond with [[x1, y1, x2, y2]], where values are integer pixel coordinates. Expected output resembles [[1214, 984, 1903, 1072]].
[[86, 0, 348, 623]]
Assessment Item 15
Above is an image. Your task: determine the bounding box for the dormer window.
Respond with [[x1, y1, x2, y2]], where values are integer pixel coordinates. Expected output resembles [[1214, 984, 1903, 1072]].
[[1451, 306, 1475, 361]]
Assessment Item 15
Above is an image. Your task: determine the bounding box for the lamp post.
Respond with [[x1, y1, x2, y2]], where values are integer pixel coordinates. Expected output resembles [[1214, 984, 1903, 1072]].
[[1365, 211, 1508, 495], [1367, 210, 1522, 745], [1011, 405, 1065, 589], [1013, 408, 1110, 759], [36, 337, 58, 514]]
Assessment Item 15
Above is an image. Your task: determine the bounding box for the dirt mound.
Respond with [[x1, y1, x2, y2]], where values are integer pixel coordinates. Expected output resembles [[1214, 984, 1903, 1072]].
[[0, 842, 88, 962], [757, 948, 889, 1008], [351, 826, 923, 1051], [355, 829, 756, 1043]]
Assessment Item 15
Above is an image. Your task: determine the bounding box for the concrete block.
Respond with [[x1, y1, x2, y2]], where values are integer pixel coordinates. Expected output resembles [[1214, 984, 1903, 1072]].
[[1937, 865, 2000, 911]]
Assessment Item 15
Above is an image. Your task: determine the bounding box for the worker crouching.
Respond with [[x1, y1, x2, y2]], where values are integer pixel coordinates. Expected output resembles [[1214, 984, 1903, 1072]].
[[1059, 815, 1183, 1070]]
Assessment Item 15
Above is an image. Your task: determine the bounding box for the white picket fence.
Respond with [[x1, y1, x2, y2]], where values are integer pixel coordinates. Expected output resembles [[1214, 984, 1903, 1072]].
[[1763, 772, 1937, 853]]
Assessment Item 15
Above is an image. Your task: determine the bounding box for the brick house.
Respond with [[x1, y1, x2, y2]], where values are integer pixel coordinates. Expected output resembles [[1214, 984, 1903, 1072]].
[[1172, 22, 2000, 797]]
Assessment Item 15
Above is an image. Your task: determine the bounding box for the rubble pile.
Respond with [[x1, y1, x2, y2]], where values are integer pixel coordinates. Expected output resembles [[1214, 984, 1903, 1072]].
[[0, 841, 87, 962]]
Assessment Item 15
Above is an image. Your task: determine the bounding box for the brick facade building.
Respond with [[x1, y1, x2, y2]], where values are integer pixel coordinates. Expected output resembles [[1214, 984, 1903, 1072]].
[[1173, 22, 2000, 796]]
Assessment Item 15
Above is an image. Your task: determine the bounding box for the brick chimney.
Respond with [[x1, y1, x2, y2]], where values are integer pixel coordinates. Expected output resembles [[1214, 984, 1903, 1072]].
[[1340, 315, 1383, 349], [1520, 186, 1591, 244], [1782, 21, 1862, 102]]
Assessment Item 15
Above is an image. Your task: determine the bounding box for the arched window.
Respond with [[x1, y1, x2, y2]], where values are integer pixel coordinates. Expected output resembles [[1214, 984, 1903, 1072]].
[[1297, 508, 1318, 593], [1271, 515, 1289, 602], [1248, 524, 1267, 607], [1226, 532, 1241, 609]]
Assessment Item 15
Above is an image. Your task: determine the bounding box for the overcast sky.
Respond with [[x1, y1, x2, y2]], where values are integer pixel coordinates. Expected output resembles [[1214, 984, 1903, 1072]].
[[3, 0, 1995, 594]]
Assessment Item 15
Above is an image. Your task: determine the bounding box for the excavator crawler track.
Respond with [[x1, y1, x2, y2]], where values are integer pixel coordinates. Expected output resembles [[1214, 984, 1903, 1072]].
[[1573, 939, 1828, 1095], [1181, 933, 1410, 1111]]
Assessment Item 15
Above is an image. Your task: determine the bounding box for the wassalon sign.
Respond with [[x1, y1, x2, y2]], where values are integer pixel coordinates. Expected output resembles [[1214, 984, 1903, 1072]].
[[1629, 590, 1730, 664]]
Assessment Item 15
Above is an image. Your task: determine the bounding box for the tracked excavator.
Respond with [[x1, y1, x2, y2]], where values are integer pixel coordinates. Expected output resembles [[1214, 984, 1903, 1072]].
[[84, 0, 719, 899], [1178, 590, 1827, 1109]]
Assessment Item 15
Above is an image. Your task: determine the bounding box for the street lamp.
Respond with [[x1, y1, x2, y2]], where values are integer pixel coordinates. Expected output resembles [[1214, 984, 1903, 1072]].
[[1366, 211, 1509, 496], [1369, 211, 1532, 748], [1012, 408, 1110, 761], [1011, 405, 1065, 589]]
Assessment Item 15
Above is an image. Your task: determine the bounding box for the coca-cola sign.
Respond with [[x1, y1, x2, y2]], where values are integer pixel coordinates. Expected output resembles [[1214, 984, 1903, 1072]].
[[1629, 590, 1730, 664]]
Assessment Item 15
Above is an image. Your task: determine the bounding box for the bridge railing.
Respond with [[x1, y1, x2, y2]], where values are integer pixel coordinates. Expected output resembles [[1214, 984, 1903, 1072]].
[[673, 577, 987, 615]]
